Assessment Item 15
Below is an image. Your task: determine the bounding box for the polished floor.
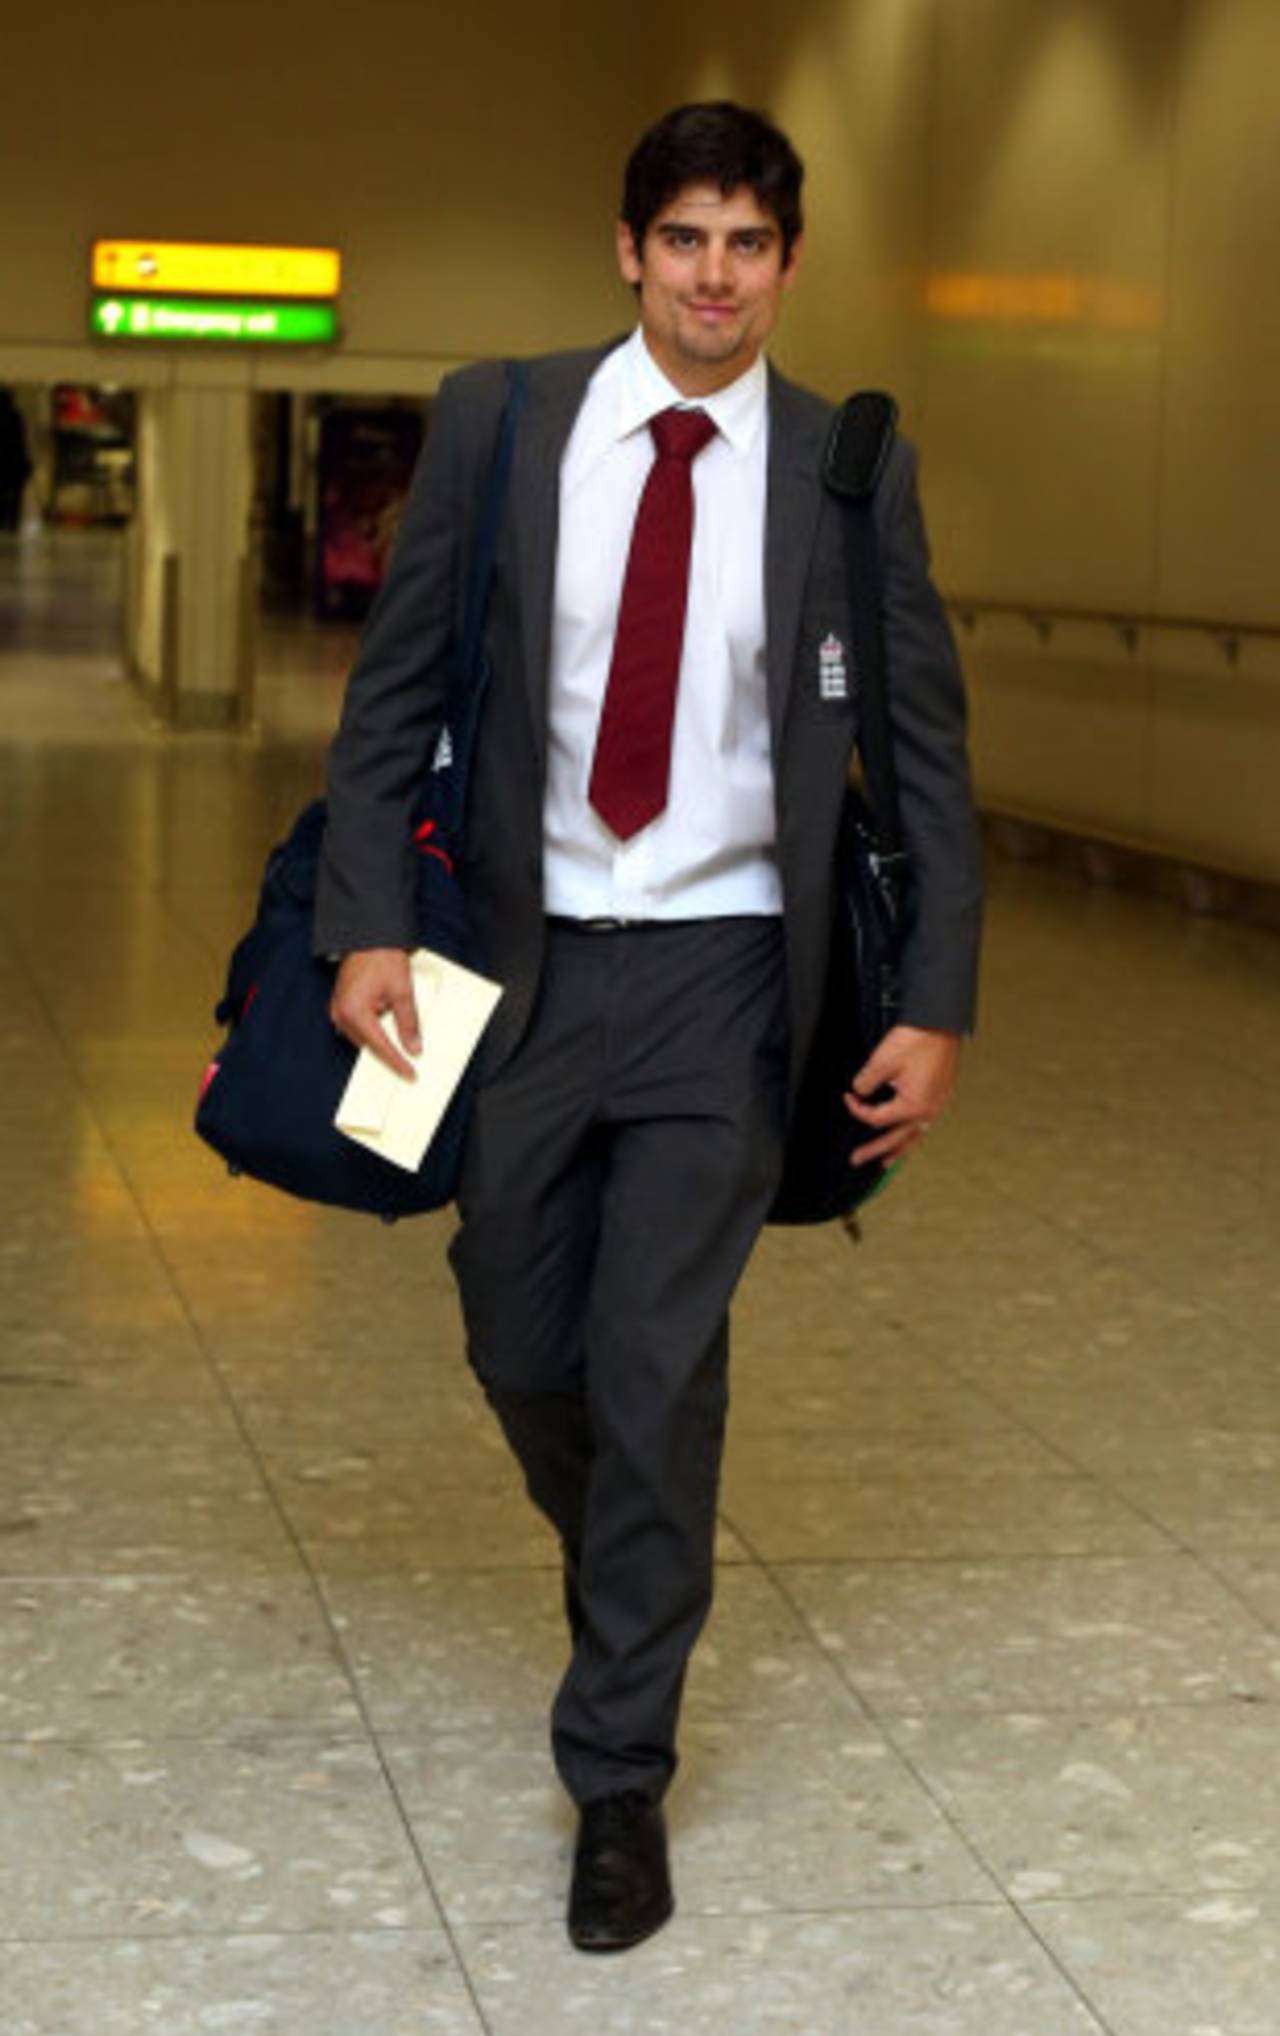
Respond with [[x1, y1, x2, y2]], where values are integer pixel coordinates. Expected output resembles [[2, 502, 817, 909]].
[[2, 529, 1280, 2034]]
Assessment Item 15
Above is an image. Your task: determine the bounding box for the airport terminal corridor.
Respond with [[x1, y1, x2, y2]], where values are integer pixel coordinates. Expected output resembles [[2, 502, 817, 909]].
[[2, 529, 1280, 2032]]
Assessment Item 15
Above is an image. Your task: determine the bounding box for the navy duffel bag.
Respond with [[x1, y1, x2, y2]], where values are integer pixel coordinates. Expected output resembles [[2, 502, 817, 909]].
[[195, 800, 484, 1219], [194, 364, 526, 1220]]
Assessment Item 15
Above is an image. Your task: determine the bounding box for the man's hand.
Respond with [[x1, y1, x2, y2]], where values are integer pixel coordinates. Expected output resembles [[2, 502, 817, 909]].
[[844, 1024, 962, 1167], [330, 948, 421, 1081]]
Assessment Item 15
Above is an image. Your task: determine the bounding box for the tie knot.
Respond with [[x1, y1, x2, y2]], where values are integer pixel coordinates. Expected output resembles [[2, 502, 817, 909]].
[[650, 406, 717, 463]]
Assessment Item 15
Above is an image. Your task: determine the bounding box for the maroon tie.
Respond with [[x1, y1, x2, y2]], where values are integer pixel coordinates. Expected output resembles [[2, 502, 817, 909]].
[[588, 406, 718, 840]]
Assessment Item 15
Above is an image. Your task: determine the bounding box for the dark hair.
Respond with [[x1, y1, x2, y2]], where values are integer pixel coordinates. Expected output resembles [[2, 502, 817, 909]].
[[621, 102, 805, 262]]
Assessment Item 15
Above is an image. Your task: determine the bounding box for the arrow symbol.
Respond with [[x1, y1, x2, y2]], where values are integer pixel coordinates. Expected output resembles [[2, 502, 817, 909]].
[[100, 299, 125, 333]]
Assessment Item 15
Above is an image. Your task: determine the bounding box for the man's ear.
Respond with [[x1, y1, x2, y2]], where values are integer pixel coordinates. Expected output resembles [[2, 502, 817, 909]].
[[781, 233, 804, 291], [615, 219, 643, 288]]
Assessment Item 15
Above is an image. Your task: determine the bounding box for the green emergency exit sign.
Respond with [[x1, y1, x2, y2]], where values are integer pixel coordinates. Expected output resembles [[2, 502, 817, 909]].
[[91, 295, 337, 345]]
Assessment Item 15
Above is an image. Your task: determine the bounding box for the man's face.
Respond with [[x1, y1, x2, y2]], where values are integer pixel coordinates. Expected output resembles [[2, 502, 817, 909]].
[[616, 182, 801, 396]]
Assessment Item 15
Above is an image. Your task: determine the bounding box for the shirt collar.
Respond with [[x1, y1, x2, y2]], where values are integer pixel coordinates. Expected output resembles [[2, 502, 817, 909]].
[[614, 326, 767, 457]]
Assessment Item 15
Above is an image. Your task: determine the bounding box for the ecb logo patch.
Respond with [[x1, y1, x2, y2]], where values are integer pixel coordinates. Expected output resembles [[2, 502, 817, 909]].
[[431, 726, 455, 772], [818, 633, 849, 701]]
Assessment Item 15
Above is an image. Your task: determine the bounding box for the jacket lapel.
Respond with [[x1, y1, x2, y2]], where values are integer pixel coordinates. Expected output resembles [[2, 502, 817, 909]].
[[511, 343, 619, 767], [764, 365, 827, 758]]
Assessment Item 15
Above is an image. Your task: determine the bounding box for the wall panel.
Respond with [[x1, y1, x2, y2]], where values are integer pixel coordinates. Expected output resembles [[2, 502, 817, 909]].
[[915, 0, 1280, 880], [1157, 0, 1280, 622], [920, 0, 1178, 607]]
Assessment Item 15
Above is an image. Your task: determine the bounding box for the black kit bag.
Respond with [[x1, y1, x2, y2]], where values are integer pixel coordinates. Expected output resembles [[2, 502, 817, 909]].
[[195, 363, 528, 1220], [769, 390, 911, 1228]]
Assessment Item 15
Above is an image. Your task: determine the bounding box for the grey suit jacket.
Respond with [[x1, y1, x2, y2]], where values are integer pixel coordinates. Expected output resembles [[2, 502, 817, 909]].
[[314, 344, 983, 1106]]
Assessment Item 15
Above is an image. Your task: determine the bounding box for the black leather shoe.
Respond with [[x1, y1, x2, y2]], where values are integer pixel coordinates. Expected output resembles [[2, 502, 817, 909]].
[[568, 1791, 673, 1953]]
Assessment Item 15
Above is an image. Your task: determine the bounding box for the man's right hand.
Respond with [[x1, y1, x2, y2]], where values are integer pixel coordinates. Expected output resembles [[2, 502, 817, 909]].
[[330, 948, 421, 1080]]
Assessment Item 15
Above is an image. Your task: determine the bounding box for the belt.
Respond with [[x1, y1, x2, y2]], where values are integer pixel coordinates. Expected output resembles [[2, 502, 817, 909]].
[[546, 914, 766, 935], [546, 914, 653, 934]]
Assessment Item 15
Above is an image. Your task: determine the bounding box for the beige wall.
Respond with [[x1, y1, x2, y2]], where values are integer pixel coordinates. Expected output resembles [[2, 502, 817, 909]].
[[0, 0, 673, 369], [641, 0, 1280, 881], [2, 0, 1277, 874], [913, 0, 1280, 881]]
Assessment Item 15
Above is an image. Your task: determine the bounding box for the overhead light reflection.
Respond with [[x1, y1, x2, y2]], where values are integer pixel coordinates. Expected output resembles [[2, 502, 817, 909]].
[[927, 272, 1161, 329]]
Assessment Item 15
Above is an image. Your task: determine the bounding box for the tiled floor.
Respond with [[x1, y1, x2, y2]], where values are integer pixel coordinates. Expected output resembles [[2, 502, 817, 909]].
[[2, 527, 1279, 2033]]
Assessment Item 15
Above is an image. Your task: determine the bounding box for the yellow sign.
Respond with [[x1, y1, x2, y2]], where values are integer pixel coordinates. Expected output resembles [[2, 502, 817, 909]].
[[91, 241, 341, 299]]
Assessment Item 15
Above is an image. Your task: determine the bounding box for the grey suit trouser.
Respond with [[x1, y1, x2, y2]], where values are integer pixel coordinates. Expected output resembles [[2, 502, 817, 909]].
[[448, 915, 788, 1807]]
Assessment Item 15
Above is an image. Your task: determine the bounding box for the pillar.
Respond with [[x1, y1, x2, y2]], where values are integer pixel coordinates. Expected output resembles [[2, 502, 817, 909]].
[[127, 385, 255, 729]]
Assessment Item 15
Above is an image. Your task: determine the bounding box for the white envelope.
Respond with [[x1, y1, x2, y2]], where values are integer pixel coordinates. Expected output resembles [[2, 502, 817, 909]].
[[334, 948, 502, 1173]]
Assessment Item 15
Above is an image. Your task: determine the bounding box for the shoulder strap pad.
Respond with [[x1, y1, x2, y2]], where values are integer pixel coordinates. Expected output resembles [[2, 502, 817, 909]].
[[823, 390, 898, 503]]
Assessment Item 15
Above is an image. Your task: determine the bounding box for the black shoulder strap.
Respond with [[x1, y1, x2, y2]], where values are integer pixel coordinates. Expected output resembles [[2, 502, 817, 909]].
[[824, 389, 903, 861], [434, 361, 529, 831]]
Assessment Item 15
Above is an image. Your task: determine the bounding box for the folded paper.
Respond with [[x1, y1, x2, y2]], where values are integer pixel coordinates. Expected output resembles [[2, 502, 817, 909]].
[[335, 948, 502, 1173]]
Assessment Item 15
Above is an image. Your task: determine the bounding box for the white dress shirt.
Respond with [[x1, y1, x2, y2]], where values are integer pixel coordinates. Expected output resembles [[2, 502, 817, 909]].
[[542, 328, 782, 920]]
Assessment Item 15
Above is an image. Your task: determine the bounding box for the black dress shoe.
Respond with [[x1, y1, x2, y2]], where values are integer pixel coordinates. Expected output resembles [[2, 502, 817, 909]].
[[568, 1791, 673, 1953]]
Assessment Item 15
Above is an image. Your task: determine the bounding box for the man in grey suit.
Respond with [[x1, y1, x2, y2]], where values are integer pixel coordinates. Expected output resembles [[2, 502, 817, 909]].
[[318, 101, 982, 1953]]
